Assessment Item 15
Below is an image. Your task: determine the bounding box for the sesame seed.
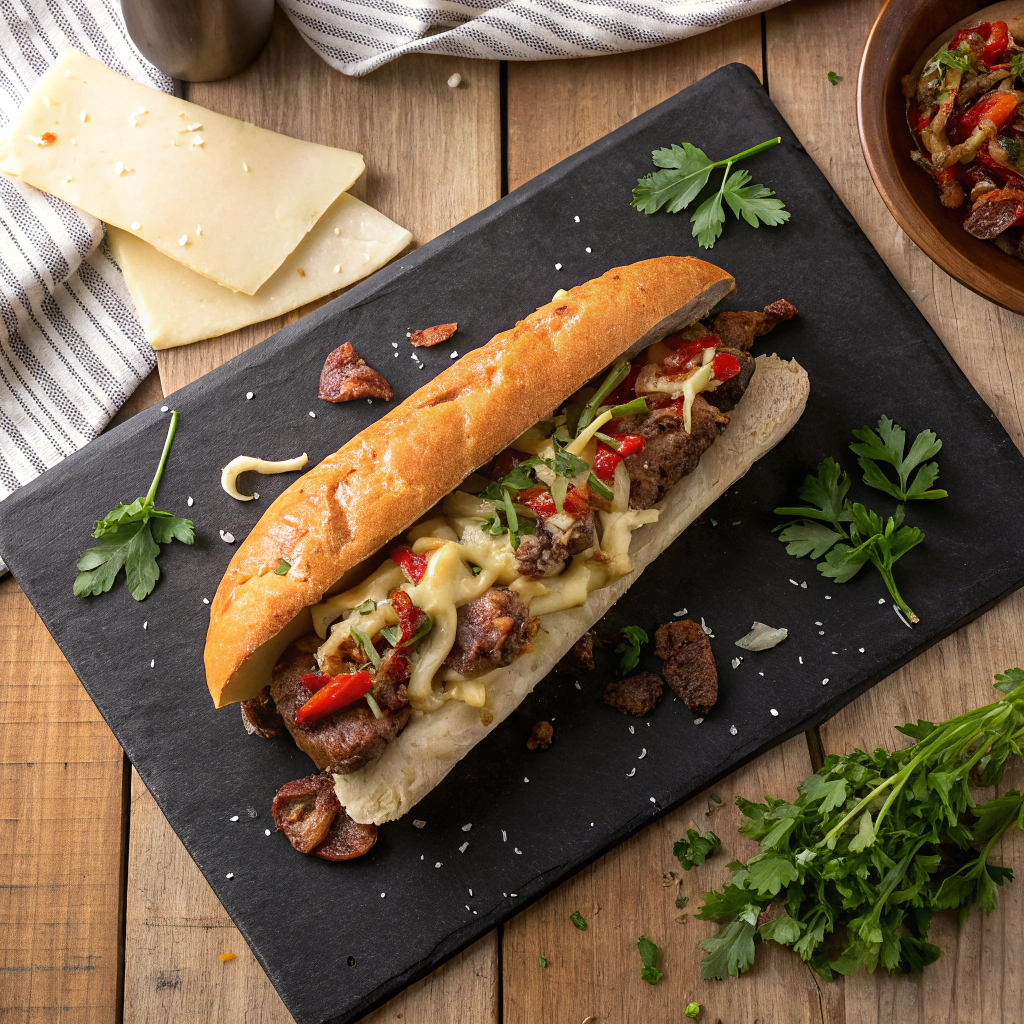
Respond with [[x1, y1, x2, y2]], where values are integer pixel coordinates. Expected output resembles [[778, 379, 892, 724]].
[[799, 656, 803, 664], [203, 597, 210, 604], [161, 405, 168, 412], [229, 815, 239, 822], [729, 724, 738, 736], [514, 847, 522, 854], [859, 647, 865, 653], [573, 215, 580, 223], [555, 263, 562, 270], [70, 138, 77, 145], [129, 221, 141, 230], [309, 411, 316, 418], [818, 630, 825, 635], [770, 708, 779, 717], [626, 768, 636, 777], [790, 579, 799, 586], [381, 892, 386, 898], [574, 681, 581, 690], [391, 342, 398, 347], [825, 594, 832, 600], [585, 246, 592, 253], [462, 823, 472, 831], [225, 872, 234, 879], [246, 392, 253, 400], [196, 224, 202, 236], [150, 659, 155, 669], [179, 234, 188, 246], [459, 842, 469, 853], [450, 351, 458, 359], [815, 621, 823, 626], [628, 725, 634, 734], [187, 496, 194, 507], [822, 677, 830, 685], [469, 889, 473, 896], [649, 797, 656, 804], [502, 830, 507, 842], [758, 671, 764, 677], [265, 829, 271, 836], [448, 72, 462, 88], [878, 598, 886, 605], [219, 530, 235, 543], [334, 227, 340, 235]]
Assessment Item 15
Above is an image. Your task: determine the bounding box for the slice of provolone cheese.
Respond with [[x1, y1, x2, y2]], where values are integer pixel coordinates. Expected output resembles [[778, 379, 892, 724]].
[[0, 49, 364, 295], [107, 194, 412, 349]]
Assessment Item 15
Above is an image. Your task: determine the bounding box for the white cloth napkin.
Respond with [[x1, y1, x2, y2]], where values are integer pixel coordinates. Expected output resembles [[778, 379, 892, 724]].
[[0, 0, 788, 576]]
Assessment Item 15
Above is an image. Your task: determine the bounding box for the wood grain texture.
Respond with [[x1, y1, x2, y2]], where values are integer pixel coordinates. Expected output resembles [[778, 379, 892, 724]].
[[157, 9, 501, 397], [506, 19, 763, 190], [0, 577, 126, 1024], [768, 1, 1024, 1020], [502, 736, 823, 1024]]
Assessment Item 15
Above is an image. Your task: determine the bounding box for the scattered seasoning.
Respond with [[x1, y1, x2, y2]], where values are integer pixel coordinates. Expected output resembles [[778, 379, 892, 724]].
[[628, 725, 635, 734], [242, 161, 249, 172], [673, 608, 688, 617], [202, 597, 210, 604], [274, 559, 290, 576], [801, 581, 808, 588], [770, 708, 779, 717], [308, 411, 316, 418], [246, 391, 254, 400], [450, 351, 458, 359], [570, 910, 588, 930], [638, 748, 647, 759], [502, 830, 507, 842], [815, 620, 823, 626], [818, 630, 825, 635], [333, 264, 341, 273], [825, 594, 832, 600], [130, 220, 141, 230], [585, 246, 592, 253], [448, 72, 462, 88], [789, 578, 799, 586], [79, 109, 88, 121], [555, 262, 562, 270], [859, 647, 865, 653], [798, 656, 804, 664], [573, 215, 580, 222], [142, 621, 148, 630], [229, 815, 239, 822], [822, 677, 830, 685], [700, 617, 714, 638], [187, 496, 194, 507], [459, 842, 469, 853], [219, 530, 235, 543], [524, 777, 529, 783], [693, 717, 704, 725], [435, 861, 442, 868], [514, 847, 522, 854], [627, 768, 636, 777], [729, 724, 738, 735], [827, 71, 844, 85], [462, 823, 472, 832], [381, 892, 386, 898], [710, 518, 718, 526], [196, 224, 202, 236], [878, 598, 886, 604], [264, 829, 271, 836], [179, 234, 188, 246], [731, 657, 741, 669], [219, 953, 236, 962], [225, 872, 234, 879], [190, 135, 205, 148], [539, 956, 549, 968], [150, 659, 155, 669]]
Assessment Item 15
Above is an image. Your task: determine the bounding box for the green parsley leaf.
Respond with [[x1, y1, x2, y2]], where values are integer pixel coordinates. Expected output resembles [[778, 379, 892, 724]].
[[350, 627, 381, 670], [924, 44, 971, 76], [470, 565, 483, 577], [275, 559, 291, 576], [777, 521, 847, 560], [675, 895, 690, 910], [720, 169, 790, 231], [615, 625, 649, 675], [827, 71, 843, 85], [699, 905, 759, 979], [569, 910, 588, 931], [1012, 53, 1024, 78], [354, 597, 377, 614], [692, 184, 728, 249], [538, 956, 548, 968], [637, 935, 663, 985], [995, 667, 1024, 694], [849, 416, 947, 501], [673, 827, 721, 870], [685, 1003, 701, 1019], [74, 411, 194, 602], [774, 457, 852, 528], [631, 142, 716, 215]]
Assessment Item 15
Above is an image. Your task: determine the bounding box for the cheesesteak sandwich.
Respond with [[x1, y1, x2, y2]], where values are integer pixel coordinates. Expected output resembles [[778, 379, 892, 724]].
[[204, 257, 809, 860]]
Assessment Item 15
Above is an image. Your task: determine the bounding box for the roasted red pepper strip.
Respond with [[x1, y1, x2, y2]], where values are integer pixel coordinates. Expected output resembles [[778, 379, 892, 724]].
[[391, 545, 428, 584], [593, 445, 621, 482], [949, 22, 987, 52], [390, 589, 425, 646], [712, 351, 742, 382], [601, 432, 646, 457], [296, 671, 374, 726], [955, 90, 1019, 139], [976, 146, 1024, 188], [518, 485, 556, 519], [980, 21, 1010, 64], [662, 335, 719, 374], [300, 672, 332, 693]]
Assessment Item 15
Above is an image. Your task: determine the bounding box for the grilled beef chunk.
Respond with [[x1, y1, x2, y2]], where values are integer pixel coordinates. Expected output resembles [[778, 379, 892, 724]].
[[372, 647, 411, 713], [240, 686, 286, 738], [271, 640, 411, 774], [271, 774, 339, 854], [558, 631, 595, 673], [709, 299, 797, 352], [312, 807, 378, 861], [514, 511, 596, 577], [527, 721, 554, 750], [443, 588, 538, 677], [620, 396, 729, 510], [604, 671, 664, 717], [654, 620, 718, 714], [703, 348, 756, 413], [318, 342, 393, 403]]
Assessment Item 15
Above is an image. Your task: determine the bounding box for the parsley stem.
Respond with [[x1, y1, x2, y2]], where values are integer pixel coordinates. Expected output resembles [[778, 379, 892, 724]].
[[872, 558, 918, 624], [145, 410, 179, 506], [710, 137, 782, 168]]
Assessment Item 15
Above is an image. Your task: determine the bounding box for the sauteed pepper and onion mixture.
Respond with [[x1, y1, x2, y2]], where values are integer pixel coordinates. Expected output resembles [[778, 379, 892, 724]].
[[904, 19, 1024, 255]]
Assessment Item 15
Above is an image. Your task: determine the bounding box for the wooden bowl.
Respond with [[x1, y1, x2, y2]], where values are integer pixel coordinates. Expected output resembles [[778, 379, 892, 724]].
[[859, 0, 1024, 314]]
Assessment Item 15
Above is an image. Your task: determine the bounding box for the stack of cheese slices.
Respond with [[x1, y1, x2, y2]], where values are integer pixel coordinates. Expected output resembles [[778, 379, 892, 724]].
[[0, 49, 412, 350]]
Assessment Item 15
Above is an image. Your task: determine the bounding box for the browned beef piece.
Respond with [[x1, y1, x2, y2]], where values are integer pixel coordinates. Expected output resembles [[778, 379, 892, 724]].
[[514, 511, 596, 577], [372, 647, 410, 713], [271, 774, 339, 854], [526, 721, 554, 750], [443, 588, 538, 677], [318, 342, 393, 403], [312, 807, 378, 861], [709, 299, 798, 352], [271, 640, 411, 774], [703, 348, 756, 413], [654, 620, 718, 714], [240, 686, 285, 738], [604, 672, 664, 717], [621, 397, 729, 510], [557, 631, 595, 673]]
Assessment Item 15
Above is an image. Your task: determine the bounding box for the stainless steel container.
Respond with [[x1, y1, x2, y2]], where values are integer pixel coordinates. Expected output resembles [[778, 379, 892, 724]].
[[120, 0, 275, 82]]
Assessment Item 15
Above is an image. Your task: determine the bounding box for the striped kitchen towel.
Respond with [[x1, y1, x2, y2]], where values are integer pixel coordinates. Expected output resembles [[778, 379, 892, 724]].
[[0, 0, 788, 577]]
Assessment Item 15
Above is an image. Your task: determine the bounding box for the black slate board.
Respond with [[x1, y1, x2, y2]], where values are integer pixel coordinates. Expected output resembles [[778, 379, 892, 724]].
[[3, 64, 1024, 1024]]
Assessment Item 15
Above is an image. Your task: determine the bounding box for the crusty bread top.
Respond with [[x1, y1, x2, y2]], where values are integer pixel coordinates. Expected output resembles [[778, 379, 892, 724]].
[[204, 257, 735, 707]]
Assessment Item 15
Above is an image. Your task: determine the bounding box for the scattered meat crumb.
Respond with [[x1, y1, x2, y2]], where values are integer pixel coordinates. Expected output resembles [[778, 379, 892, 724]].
[[654, 620, 718, 714], [409, 322, 457, 347], [527, 720, 554, 750], [557, 631, 595, 672], [604, 671, 664, 717], [319, 342, 393, 402]]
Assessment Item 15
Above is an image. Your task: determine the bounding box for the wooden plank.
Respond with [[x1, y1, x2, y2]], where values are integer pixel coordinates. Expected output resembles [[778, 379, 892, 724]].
[[125, 14, 503, 1024], [766, 1, 1024, 1020], [502, 736, 824, 1024], [157, 9, 502, 396], [503, 24, 832, 1024]]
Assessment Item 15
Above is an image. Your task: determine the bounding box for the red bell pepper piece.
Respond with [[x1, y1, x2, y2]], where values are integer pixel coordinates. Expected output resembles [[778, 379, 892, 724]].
[[955, 90, 1020, 139], [295, 670, 374, 726], [950, 22, 988, 52], [981, 21, 1010, 64], [602, 432, 645, 457], [563, 485, 594, 516], [593, 444, 621, 482], [661, 335, 719, 374], [389, 589, 426, 646], [712, 351, 742, 382], [518, 485, 557, 519], [391, 545, 428, 584], [976, 146, 1024, 188]]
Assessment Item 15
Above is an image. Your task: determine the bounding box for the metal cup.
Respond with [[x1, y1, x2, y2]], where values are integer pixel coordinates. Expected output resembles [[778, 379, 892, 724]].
[[120, 0, 275, 82]]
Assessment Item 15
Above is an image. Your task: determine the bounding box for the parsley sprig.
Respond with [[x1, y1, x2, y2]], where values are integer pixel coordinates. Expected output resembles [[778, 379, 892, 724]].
[[924, 44, 972, 77], [695, 669, 1024, 980], [775, 417, 947, 624], [74, 411, 194, 602], [616, 625, 649, 675], [637, 935, 663, 985], [631, 137, 790, 249], [674, 827, 721, 870]]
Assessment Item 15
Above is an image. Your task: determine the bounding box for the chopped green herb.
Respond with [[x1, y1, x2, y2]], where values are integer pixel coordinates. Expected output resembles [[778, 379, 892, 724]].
[[685, 1002, 701, 1018], [607, 396, 649, 419], [577, 361, 630, 434], [587, 472, 615, 502], [675, 895, 690, 910], [695, 670, 1024, 981], [615, 625, 649, 676], [350, 627, 381, 669], [364, 692, 383, 719], [354, 598, 377, 615], [74, 410, 194, 602], [1011, 53, 1024, 79], [637, 935, 664, 985], [380, 612, 433, 651], [632, 137, 789, 250], [538, 956, 549, 968], [849, 416, 947, 502], [827, 71, 843, 85], [569, 910, 588, 931], [470, 565, 483, 576], [924, 44, 971, 76], [674, 828, 721, 870], [274, 559, 290, 576], [709, 793, 723, 805]]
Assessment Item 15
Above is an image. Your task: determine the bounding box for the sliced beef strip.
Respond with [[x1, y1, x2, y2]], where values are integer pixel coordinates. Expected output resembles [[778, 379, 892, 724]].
[[514, 511, 596, 577], [526, 721, 554, 750], [702, 348, 756, 413], [443, 588, 538, 677], [240, 685, 285, 738], [557, 631, 595, 673], [708, 299, 798, 352], [271, 774, 339, 854], [372, 647, 411, 713], [312, 807, 378, 861], [621, 396, 729, 510], [318, 342, 393, 403], [654, 620, 718, 715], [604, 672, 664, 717], [271, 640, 411, 775]]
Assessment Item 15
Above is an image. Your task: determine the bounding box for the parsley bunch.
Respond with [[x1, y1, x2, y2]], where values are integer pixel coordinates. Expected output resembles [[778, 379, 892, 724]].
[[695, 669, 1024, 980], [631, 137, 790, 249], [74, 411, 194, 602], [775, 416, 947, 624]]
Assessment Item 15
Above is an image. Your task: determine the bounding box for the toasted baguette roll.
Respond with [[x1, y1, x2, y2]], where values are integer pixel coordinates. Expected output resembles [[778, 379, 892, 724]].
[[205, 257, 737, 707]]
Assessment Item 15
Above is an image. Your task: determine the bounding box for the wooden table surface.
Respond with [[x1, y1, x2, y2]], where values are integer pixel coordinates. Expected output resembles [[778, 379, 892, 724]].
[[3, 1, 1024, 1021]]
